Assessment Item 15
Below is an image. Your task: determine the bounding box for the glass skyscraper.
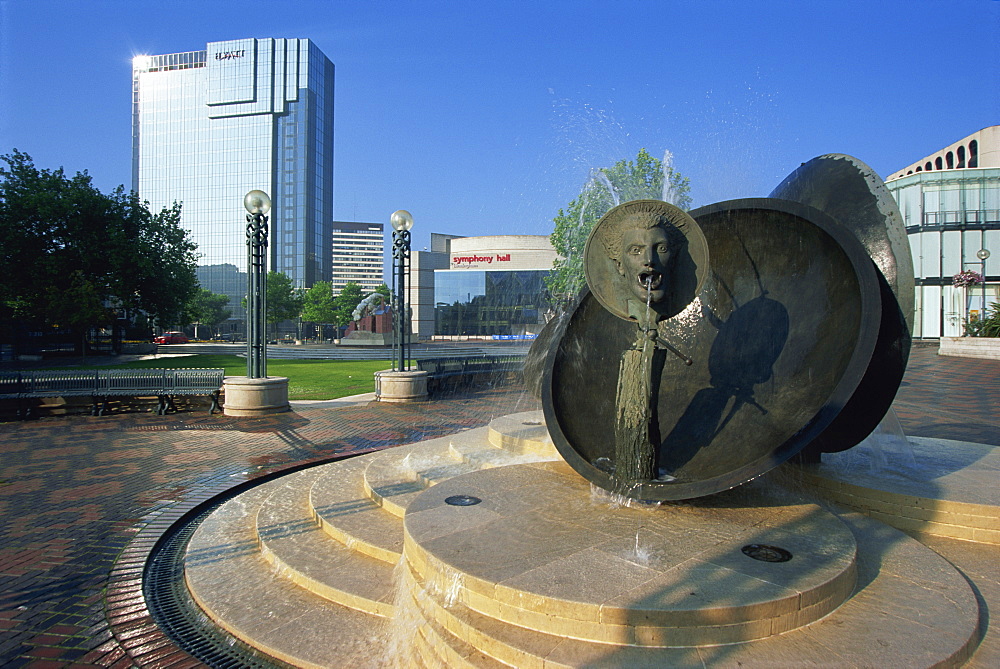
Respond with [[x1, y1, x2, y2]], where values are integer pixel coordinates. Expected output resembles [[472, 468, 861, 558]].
[[132, 38, 334, 321]]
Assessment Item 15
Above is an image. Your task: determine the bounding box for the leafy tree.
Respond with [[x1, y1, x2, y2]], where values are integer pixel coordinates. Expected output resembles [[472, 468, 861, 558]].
[[333, 282, 365, 327], [265, 271, 303, 328], [301, 281, 337, 323], [301, 281, 337, 339], [375, 283, 391, 299], [241, 271, 303, 338], [183, 289, 232, 338], [545, 148, 691, 307], [0, 150, 198, 349]]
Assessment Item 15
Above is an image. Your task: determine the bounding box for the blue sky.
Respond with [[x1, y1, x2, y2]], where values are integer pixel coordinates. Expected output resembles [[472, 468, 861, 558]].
[[2, 0, 997, 252]]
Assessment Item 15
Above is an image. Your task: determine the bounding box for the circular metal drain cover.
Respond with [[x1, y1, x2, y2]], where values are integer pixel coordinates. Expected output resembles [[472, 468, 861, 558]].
[[741, 544, 793, 562], [445, 494, 482, 506]]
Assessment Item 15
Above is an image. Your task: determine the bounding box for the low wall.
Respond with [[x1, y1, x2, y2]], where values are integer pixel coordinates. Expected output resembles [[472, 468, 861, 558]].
[[939, 337, 1000, 361]]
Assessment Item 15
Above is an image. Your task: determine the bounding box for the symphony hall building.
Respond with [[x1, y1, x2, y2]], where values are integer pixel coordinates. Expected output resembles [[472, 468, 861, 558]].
[[409, 235, 558, 340]]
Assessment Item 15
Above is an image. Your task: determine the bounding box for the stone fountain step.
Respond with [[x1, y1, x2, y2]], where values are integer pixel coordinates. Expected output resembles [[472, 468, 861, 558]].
[[309, 455, 405, 565], [400, 468, 981, 668], [448, 425, 560, 470], [362, 435, 465, 518], [255, 466, 397, 618], [306, 417, 560, 565], [185, 476, 389, 669], [485, 410, 557, 456], [403, 461, 860, 648], [184, 414, 991, 668], [794, 436, 1000, 544], [362, 413, 560, 519]]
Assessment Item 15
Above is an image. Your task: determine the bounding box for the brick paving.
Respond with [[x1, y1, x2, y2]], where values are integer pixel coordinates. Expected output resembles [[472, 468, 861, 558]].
[[0, 346, 996, 668]]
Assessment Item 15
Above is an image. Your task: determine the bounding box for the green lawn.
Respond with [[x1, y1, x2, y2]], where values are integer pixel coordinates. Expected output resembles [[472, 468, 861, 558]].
[[81, 355, 394, 400]]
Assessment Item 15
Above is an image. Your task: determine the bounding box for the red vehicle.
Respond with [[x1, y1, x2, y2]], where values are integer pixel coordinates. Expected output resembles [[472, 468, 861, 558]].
[[154, 331, 189, 344]]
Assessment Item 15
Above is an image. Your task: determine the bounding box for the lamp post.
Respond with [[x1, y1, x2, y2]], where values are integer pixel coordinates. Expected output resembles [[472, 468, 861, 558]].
[[390, 210, 414, 372], [245, 190, 271, 379], [977, 249, 991, 323]]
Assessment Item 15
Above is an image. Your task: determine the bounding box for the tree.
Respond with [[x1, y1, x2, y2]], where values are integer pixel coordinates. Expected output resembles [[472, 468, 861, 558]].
[[265, 271, 303, 328], [0, 150, 199, 349], [183, 289, 232, 338], [333, 282, 365, 327], [301, 281, 337, 339], [301, 281, 336, 323], [241, 271, 302, 338], [545, 148, 691, 307], [374, 283, 391, 300]]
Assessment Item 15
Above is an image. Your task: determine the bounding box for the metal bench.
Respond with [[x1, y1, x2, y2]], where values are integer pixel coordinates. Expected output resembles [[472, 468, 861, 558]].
[[415, 354, 525, 392], [158, 369, 225, 415], [0, 368, 224, 418]]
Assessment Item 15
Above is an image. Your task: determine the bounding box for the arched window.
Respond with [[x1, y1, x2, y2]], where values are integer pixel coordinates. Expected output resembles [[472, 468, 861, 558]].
[[925, 162, 933, 171], [907, 170, 913, 175], [969, 140, 978, 168], [946, 152, 954, 169], [935, 156, 944, 170], [916, 166, 922, 172], [957, 146, 966, 168]]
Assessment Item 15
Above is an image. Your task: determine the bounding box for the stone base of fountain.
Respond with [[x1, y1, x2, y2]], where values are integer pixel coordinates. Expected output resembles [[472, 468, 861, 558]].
[[180, 411, 997, 667], [221, 376, 290, 417]]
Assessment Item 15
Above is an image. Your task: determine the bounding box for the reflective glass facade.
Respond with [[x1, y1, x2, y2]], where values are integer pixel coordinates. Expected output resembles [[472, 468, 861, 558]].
[[434, 270, 550, 336], [888, 169, 1000, 337], [132, 38, 334, 319]]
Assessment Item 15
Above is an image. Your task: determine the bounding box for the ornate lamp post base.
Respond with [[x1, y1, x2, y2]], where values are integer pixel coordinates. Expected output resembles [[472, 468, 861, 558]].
[[222, 376, 291, 416], [374, 369, 429, 403]]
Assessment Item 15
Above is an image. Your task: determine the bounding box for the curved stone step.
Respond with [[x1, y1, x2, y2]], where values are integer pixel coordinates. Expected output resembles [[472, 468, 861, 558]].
[[407, 563, 702, 668], [256, 467, 396, 618], [406, 584, 534, 669], [185, 475, 390, 669], [186, 421, 989, 668], [794, 436, 1000, 544], [310, 456, 405, 564], [486, 410, 557, 457], [404, 461, 858, 647], [362, 419, 559, 519], [401, 483, 980, 668], [363, 437, 459, 518], [448, 426, 559, 470]]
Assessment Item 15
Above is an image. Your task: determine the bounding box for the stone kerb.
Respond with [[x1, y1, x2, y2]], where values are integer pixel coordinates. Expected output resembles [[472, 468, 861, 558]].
[[222, 375, 290, 416]]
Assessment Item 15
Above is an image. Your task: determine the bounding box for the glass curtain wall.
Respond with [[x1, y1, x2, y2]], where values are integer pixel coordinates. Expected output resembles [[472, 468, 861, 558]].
[[434, 270, 550, 337]]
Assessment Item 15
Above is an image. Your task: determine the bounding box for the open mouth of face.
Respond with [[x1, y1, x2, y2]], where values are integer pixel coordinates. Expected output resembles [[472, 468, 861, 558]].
[[637, 271, 663, 291]]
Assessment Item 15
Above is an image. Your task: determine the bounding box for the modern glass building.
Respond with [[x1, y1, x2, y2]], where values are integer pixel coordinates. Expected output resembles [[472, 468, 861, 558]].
[[331, 222, 384, 295], [132, 38, 335, 322], [885, 126, 999, 338], [423, 235, 558, 339], [435, 270, 550, 337]]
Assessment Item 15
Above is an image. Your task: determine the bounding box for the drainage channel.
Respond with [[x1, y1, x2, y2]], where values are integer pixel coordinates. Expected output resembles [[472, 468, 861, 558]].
[[143, 499, 287, 669]]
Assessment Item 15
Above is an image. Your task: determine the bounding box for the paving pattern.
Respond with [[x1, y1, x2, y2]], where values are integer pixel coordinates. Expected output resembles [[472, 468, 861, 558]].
[[0, 344, 996, 668]]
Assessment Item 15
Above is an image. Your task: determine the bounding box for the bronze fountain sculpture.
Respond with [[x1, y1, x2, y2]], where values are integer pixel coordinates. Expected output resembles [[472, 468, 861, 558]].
[[539, 154, 913, 501]]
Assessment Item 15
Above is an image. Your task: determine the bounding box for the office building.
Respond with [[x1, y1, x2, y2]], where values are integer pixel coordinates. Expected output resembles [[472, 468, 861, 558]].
[[132, 38, 335, 321], [886, 126, 999, 337], [331, 222, 385, 294]]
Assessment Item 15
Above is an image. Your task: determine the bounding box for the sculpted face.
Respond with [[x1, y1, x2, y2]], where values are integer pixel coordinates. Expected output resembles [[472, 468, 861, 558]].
[[617, 224, 675, 304]]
